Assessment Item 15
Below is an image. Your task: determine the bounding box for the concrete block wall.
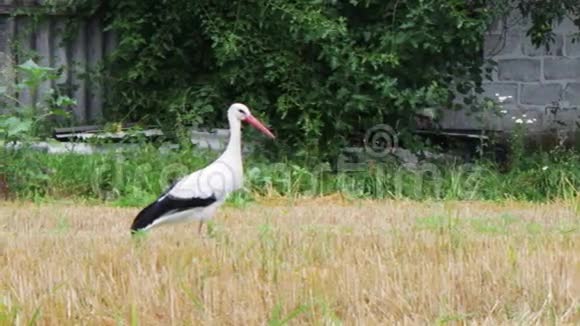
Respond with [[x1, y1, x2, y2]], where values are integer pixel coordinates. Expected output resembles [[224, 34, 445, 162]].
[[441, 14, 580, 134]]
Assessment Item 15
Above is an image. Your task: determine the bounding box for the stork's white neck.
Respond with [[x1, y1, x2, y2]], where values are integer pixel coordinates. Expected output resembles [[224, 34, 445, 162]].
[[219, 113, 242, 164]]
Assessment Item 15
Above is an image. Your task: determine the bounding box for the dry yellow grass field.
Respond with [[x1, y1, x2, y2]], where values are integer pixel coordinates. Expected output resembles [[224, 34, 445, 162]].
[[0, 198, 578, 325]]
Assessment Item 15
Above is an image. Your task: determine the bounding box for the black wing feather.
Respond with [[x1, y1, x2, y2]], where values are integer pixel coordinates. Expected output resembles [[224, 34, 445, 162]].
[[130, 187, 217, 233]]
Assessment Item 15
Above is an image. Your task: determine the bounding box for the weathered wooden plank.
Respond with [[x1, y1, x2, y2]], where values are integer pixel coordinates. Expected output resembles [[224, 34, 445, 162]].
[[54, 123, 139, 135], [15, 15, 35, 108], [0, 15, 14, 69], [0, 16, 16, 110], [87, 15, 103, 121], [2, 8, 114, 125], [71, 21, 87, 122], [51, 18, 68, 91], [0, 16, 7, 52], [0, 0, 99, 15], [104, 29, 117, 57], [35, 16, 51, 102], [103, 29, 117, 112], [0, 1, 38, 14], [0, 5, 15, 15]]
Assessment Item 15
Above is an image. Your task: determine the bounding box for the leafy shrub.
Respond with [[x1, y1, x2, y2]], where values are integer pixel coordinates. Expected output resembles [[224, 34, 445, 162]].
[[2, 146, 578, 204], [0, 59, 75, 198], [0, 60, 74, 142], [39, 0, 580, 160], [96, 0, 495, 159]]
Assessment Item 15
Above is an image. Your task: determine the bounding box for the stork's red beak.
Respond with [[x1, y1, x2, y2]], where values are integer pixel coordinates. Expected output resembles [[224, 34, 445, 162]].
[[244, 115, 275, 139]]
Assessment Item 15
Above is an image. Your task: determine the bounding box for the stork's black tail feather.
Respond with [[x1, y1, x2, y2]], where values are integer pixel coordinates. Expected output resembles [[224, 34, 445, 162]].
[[130, 194, 217, 234], [130, 201, 164, 234]]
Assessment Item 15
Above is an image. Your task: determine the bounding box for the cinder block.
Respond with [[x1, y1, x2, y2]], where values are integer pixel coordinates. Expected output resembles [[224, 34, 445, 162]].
[[552, 16, 579, 33], [521, 83, 563, 105], [485, 33, 522, 57], [488, 18, 502, 33], [500, 106, 544, 132], [481, 82, 518, 104], [498, 59, 541, 81], [502, 10, 532, 32], [565, 35, 580, 57], [544, 57, 580, 80], [564, 83, 580, 104], [542, 106, 580, 131], [522, 34, 563, 56]]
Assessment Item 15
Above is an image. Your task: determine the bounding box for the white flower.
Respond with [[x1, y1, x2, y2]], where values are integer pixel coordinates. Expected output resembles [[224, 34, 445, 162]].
[[500, 109, 508, 114], [526, 119, 534, 124], [515, 118, 523, 124], [497, 95, 513, 103], [542, 166, 548, 171], [511, 116, 516, 120], [522, 114, 527, 118]]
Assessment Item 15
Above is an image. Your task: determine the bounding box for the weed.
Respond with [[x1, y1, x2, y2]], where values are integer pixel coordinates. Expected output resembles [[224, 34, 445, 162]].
[[2, 146, 578, 205], [0, 301, 19, 325], [52, 216, 70, 235], [268, 302, 309, 326]]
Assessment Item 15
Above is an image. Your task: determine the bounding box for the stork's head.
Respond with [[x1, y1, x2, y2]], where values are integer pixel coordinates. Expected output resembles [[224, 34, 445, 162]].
[[229, 103, 275, 139]]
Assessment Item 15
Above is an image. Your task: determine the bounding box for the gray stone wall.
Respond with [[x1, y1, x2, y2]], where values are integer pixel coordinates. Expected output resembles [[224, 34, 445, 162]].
[[441, 14, 580, 135], [0, 17, 7, 53]]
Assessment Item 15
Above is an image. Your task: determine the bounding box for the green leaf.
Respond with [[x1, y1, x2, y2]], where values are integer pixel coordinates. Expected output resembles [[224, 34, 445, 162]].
[[50, 108, 71, 118], [55, 96, 77, 107], [17, 59, 41, 72], [2, 116, 33, 137]]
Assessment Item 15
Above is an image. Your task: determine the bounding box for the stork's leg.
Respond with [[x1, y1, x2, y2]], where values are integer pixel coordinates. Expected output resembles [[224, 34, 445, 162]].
[[198, 221, 204, 235]]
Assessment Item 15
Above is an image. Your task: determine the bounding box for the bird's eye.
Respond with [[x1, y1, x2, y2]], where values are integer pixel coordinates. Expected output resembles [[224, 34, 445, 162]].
[[238, 109, 245, 114]]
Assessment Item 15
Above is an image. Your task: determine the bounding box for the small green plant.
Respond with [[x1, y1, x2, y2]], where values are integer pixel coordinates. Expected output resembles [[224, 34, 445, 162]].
[[267, 302, 309, 326], [0, 59, 74, 143], [415, 215, 462, 233], [0, 301, 20, 325], [0, 59, 76, 199], [129, 303, 139, 326], [52, 216, 71, 235]]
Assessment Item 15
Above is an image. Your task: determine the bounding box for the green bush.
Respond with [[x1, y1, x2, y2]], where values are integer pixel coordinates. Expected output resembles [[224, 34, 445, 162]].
[[0, 60, 74, 142], [99, 0, 494, 159], [39, 0, 580, 161], [2, 144, 578, 204]]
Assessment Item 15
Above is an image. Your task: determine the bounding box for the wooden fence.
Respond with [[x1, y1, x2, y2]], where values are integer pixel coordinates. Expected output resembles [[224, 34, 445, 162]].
[[0, 1, 116, 123]]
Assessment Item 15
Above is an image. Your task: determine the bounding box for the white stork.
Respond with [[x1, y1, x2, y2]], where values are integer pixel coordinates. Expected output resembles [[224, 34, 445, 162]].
[[130, 103, 275, 234]]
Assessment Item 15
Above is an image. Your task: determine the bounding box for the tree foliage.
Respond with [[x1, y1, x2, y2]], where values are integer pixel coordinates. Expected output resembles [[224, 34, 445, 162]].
[[516, 0, 580, 45], [44, 0, 580, 159], [101, 0, 494, 159]]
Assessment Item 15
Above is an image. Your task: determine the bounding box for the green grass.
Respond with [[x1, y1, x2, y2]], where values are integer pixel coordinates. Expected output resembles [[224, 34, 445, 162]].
[[1, 143, 578, 205]]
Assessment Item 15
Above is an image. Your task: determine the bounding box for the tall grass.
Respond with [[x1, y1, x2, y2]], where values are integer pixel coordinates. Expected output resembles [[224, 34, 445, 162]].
[[1, 142, 578, 205]]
